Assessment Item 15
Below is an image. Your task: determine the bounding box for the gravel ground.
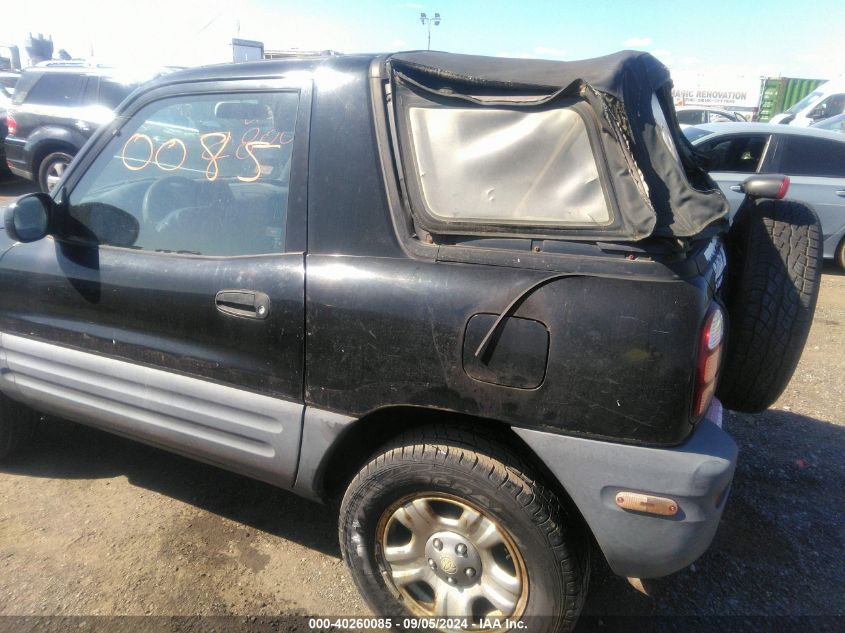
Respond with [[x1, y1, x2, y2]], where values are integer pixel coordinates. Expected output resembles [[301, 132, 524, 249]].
[[0, 172, 842, 631], [582, 267, 845, 627], [0, 174, 36, 205]]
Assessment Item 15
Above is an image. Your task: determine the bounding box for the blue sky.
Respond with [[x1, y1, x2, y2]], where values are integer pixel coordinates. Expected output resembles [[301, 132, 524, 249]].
[[3, 0, 843, 81]]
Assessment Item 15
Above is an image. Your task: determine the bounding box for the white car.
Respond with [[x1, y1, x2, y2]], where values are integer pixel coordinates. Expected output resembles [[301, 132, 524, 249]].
[[686, 122, 845, 267], [770, 80, 845, 127]]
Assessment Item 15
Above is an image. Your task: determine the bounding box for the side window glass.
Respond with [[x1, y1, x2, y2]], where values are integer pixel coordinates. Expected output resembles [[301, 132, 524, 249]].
[[818, 94, 845, 118], [708, 111, 733, 123], [700, 135, 767, 173], [67, 91, 299, 256], [98, 79, 137, 110], [10, 73, 40, 105], [780, 137, 845, 178], [24, 73, 85, 106], [677, 110, 705, 125]]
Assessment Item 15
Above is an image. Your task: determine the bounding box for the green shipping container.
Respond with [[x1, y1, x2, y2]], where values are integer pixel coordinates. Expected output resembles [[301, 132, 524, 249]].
[[757, 77, 826, 122]]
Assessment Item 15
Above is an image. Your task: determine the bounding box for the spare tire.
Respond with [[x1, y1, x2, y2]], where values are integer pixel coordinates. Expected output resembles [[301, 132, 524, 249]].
[[717, 198, 822, 413]]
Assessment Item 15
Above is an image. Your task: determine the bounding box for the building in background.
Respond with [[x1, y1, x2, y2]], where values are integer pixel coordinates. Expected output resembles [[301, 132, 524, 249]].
[[671, 74, 761, 120]]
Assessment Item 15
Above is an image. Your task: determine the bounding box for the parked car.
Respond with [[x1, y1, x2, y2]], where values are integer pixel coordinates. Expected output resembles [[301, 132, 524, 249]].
[[812, 112, 845, 133], [3, 65, 163, 191], [769, 80, 845, 126], [675, 105, 746, 126], [0, 70, 19, 96], [0, 52, 822, 632], [0, 74, 16, 170], [685, 122, 845, 267], [0, 86, 10, 172]]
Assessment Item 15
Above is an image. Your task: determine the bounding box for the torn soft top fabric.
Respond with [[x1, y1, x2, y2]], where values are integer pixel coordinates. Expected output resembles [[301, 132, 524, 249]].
[[387, 50, 729, 241]]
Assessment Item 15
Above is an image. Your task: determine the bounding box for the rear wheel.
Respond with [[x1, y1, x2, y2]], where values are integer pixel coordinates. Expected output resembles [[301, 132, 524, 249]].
[[717, 198, 822, 412], [339, 425, 589, 632], [37, 151, 74, 193], [836, 237, 845, 270], [0, 394, 38, 461]]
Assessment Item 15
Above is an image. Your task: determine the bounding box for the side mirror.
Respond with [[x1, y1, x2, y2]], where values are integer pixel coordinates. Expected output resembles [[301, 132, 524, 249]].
[[740, 174, 790, 200], [808, 106, 827, 120], [4, 192, 54, 242]]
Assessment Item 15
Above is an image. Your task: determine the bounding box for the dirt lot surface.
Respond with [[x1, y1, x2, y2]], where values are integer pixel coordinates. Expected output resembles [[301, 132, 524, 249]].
[[0, 172, 842, 631]]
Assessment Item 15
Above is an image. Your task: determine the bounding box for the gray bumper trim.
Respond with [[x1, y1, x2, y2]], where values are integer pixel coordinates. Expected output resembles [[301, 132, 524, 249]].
[[0, 332, 304, 488], [5, 161, 32, 181], [514, 412, 737, 579]]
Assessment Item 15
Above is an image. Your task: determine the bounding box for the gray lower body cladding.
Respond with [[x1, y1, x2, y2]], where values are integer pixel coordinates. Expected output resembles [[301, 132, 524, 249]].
[[0, 332, 304, 488], [0, 331, 736, 581], [515, 402, 736, 579]]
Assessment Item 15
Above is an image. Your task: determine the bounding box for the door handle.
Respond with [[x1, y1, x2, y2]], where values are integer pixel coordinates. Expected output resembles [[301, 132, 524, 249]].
[[215, 290, 270, 320], [730, 185, 743, 192], [836, 190, 845, 198]]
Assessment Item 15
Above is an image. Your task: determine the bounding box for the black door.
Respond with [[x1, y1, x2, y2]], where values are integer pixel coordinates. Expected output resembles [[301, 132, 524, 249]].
[[0, 81, 311, 487]]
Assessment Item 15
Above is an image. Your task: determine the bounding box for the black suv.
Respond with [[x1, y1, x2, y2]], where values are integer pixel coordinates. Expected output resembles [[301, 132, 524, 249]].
[[4, 64, 150, 191], [0, 51, 822, 632], [0, 72, 18, 172]]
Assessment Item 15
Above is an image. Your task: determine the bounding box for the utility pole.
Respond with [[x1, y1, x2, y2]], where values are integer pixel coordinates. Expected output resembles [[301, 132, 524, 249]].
[[419, 12, 442, 50]]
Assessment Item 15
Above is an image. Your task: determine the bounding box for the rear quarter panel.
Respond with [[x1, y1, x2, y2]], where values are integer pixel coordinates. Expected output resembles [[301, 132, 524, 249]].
[[304, 56, 716, 446], [305, 255, 711, 445]]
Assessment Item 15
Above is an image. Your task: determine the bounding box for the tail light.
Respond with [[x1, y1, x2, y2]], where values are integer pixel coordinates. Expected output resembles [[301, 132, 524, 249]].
[[776, 176, 790, 199], [6, 113, 16, 137], [693, 303, 725, 418]]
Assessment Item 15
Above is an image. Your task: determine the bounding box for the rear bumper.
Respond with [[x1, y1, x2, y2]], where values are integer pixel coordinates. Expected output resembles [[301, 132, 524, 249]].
[[3, 137, 32, 180], [514, 399, 736, 579]]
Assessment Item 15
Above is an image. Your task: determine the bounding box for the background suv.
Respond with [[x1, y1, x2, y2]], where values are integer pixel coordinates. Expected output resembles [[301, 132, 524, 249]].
[[0, 71, 18, 173], [4, 64, 161, 191]]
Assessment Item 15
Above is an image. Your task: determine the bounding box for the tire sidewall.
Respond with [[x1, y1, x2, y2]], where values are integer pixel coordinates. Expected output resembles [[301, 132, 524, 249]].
[[341, 459, 574, 629], [836, 237, 845, 270], [38, 151, 74, 193]]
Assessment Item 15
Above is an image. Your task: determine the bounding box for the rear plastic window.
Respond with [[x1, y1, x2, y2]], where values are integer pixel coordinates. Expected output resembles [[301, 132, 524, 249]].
[[407, 105, 610, 225]]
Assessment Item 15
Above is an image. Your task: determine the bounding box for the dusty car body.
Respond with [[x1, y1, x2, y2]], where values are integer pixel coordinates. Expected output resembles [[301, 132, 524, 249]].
[[0, 51, 821, 631]]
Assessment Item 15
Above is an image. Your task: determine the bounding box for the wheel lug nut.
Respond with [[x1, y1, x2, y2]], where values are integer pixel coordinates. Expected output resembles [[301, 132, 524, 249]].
[[455, 543, 467, 556], [447, 577, 456, 585], [428, 558, 436, 569], [433, 538, 442, 551], [465, 567, 476, 578]]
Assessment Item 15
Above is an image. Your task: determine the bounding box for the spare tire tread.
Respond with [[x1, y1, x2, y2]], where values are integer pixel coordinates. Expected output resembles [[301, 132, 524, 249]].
[[718, 198, 821, 413]]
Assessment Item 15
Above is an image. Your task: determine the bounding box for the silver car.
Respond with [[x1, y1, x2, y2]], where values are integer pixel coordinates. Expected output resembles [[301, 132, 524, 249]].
[[685, 122, 845, 267]]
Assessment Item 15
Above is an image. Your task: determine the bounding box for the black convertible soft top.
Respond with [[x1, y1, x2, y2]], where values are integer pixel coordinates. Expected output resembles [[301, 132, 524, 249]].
[[387, 50, 729, 241]]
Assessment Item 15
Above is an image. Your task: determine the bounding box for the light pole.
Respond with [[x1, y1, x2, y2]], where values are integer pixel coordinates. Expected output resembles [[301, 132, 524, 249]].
[[419, 12, 441, 51]]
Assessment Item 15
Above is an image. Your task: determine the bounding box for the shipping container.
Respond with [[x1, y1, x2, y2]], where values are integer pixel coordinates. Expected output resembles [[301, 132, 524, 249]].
[[757, 77, 826, 122]]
